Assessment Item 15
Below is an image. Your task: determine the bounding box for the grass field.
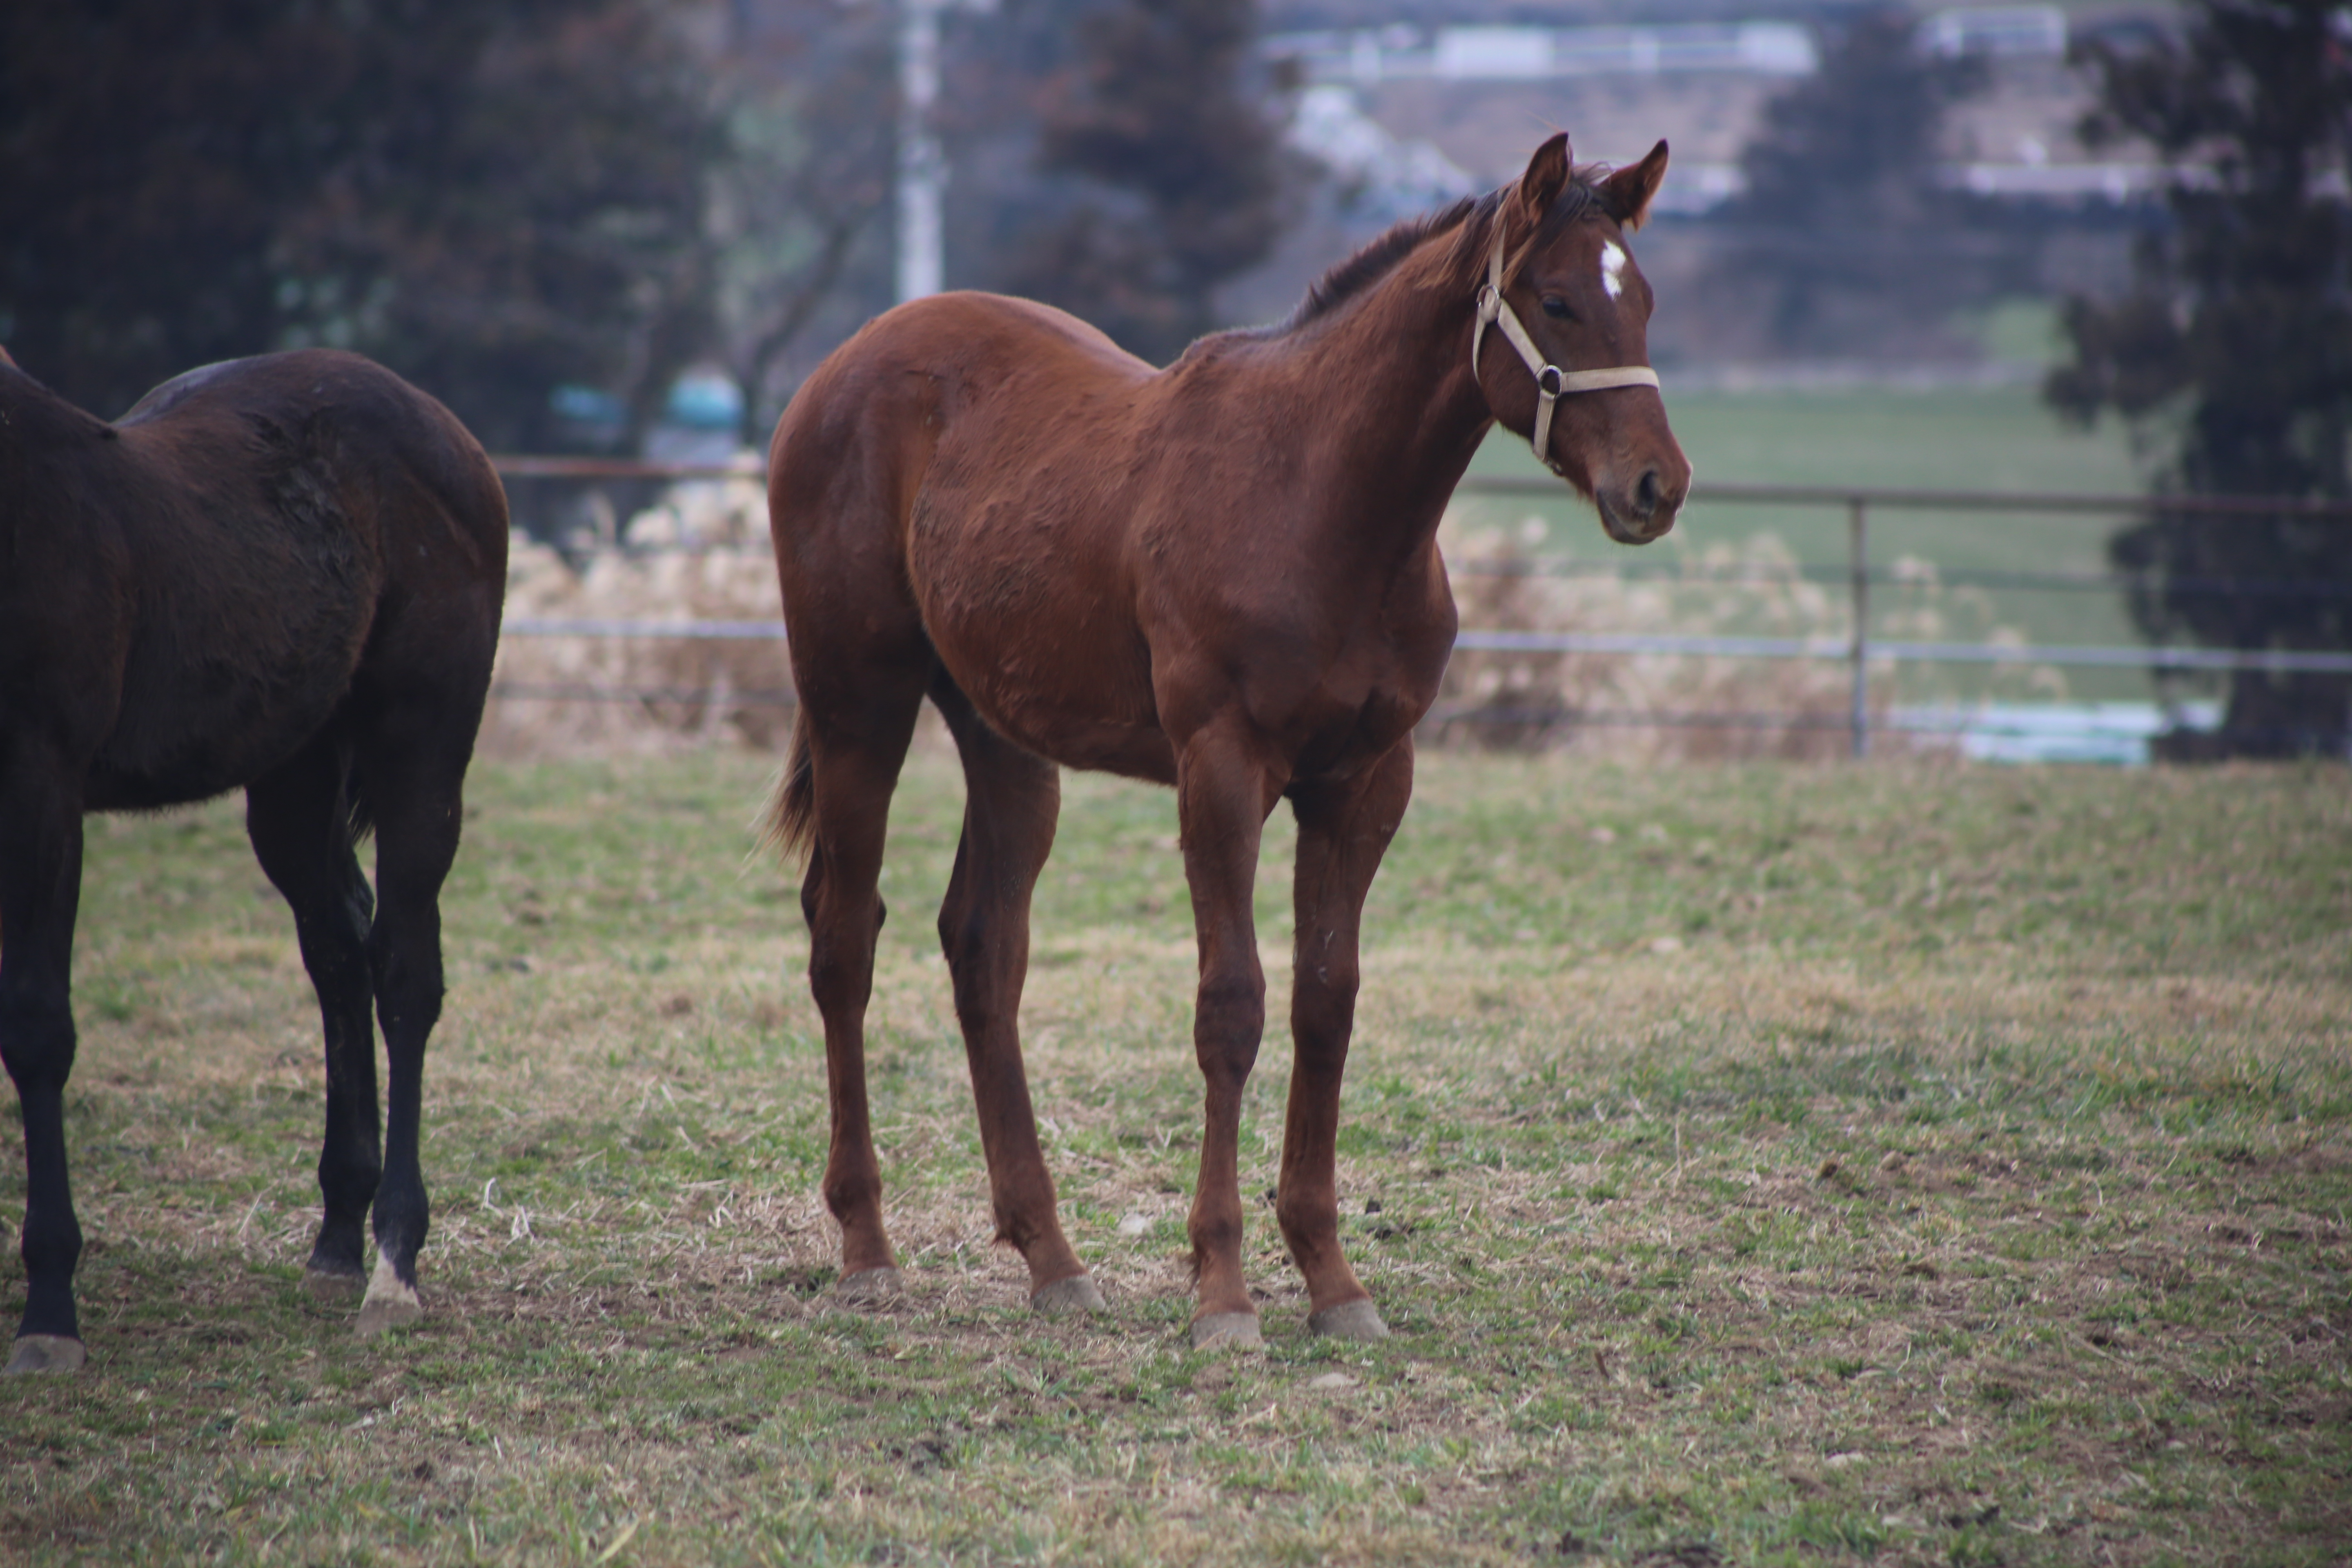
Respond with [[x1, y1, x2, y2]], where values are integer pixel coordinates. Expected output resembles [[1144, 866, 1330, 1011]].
[[1453, 386, 2169, 705], [5, 746, 2349, 1565]]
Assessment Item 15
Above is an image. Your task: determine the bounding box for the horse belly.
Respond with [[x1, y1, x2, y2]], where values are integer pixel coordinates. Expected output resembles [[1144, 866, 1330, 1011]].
[[923, 604, 1175, 780], [937, 630, 1177, 783], [87, 658, 362, 811], [908, 502, 1176, 780], [87, 641, 365, 808], [87, 546, 379, 810]]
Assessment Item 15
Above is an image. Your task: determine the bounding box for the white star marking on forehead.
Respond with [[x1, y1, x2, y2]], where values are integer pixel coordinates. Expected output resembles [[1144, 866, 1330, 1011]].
[[1600, 242, 1628, 302]]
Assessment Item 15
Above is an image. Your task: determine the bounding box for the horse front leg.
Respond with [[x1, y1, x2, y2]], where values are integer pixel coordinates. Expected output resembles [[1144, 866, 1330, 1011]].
[[795, 708, 924, 1301], [1174, 729, 1284, 1348], [1280, 742, 1414, 1342], [0, 756, 89, 1373]]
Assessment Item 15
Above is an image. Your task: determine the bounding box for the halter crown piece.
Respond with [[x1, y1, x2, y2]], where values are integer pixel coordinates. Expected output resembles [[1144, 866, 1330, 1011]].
[[1473, 231, 1661, 476]]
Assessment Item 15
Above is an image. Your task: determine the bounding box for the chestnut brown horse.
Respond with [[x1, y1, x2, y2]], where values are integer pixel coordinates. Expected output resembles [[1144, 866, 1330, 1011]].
[[766, 136, 1690, 1346], [0, 348, 508, 1372]]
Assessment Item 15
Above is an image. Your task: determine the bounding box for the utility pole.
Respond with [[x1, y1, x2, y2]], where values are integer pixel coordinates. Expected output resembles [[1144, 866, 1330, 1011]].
[[895, 0, 992, 304]]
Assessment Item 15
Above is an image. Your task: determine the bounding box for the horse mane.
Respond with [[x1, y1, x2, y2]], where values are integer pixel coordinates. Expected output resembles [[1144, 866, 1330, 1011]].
[[1278, 192, 1493, 332], [1258, 165, 1618, 340]]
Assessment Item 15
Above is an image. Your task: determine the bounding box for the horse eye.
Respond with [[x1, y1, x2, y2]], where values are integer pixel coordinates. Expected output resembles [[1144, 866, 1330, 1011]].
[[1540, 296, 1572, 320]]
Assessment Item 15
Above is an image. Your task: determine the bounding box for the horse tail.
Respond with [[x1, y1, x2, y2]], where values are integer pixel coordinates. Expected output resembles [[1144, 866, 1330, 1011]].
[[762, 705, 818, 865], [336, 734, 376, 846], [345, 785, 376, 848]]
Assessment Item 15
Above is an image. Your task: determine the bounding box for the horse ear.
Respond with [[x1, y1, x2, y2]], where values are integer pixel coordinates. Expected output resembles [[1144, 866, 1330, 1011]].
[[1602, 140, 1671, 231], [1515, 133, 1574, 227]]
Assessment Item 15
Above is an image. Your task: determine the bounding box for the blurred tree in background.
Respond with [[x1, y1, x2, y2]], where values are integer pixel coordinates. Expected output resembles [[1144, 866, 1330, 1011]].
[[981, 0, 1295, 364], [1708, 7, 1996, 359], [0, 0, 889, 452], [702, 5, 895, 444], [2047, 0, 2352, 758]]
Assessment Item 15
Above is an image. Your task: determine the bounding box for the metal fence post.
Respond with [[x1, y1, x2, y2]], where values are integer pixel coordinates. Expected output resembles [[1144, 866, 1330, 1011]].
[[1849, 496, 1869, 759]]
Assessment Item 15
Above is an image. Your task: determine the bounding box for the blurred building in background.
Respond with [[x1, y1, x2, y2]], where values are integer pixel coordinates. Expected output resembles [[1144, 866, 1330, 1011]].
[[1238, 3, 2181, 380]]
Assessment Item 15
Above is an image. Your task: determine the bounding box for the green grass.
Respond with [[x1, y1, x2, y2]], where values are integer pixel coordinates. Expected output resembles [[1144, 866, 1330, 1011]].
[[6, 746, 2350, 1565], [1456, 385, 2169, 703]]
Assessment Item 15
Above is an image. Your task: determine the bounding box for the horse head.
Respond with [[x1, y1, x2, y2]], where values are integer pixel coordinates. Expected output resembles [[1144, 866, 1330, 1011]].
[[1473, 134, 1691, 546]]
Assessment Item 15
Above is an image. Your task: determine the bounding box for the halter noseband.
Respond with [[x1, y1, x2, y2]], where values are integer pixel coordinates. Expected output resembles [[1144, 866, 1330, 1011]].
[[1473, 232, 1660, 475]]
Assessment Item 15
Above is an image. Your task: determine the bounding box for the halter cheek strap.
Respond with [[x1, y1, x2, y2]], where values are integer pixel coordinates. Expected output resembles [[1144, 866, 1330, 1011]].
[[1473, 233, 1660, 474]]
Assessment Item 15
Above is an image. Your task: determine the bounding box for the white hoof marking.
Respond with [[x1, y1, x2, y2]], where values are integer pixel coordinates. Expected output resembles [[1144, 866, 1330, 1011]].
[[356, 1254, 423, 1336]]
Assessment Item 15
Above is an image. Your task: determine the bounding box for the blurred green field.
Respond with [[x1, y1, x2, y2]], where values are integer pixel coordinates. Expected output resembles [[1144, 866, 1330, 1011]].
[[1453, 385, 2166, 704]]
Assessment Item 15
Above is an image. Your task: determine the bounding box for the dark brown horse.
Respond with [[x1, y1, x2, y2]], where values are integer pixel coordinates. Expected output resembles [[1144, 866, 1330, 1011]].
[[0, 348, 508, 1372], [765, 136, 1690, 1346]]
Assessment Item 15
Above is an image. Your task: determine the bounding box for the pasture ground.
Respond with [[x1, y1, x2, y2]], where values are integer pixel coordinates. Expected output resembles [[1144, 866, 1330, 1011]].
[[3, 746, 2348, 1566]]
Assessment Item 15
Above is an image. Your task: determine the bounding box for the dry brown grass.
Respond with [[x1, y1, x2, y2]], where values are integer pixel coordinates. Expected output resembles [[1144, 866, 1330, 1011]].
[[478, 487, 2074, 770], [1432, 518, 2068, 762], [480, 477, 795, 757]]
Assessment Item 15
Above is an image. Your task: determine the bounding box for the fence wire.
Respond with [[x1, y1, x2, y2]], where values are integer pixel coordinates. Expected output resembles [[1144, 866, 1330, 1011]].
[[485, 459, 2352, 753]]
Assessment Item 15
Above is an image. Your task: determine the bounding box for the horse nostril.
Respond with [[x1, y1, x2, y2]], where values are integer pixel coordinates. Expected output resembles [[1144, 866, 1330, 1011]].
[[1633, 468, 1662, 518]]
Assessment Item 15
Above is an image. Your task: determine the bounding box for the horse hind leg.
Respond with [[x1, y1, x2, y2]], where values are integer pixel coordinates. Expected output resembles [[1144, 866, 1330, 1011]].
[[347, 692, 486, 1335], [245, 737, 381, 1304], [930, 678, 1100, 1315], [784, 662, 931, 1303]]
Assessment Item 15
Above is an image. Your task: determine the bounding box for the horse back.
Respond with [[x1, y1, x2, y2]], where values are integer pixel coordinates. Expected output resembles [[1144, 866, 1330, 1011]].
[[770, 293, 1149, 564], [1, 350, 507, 810]]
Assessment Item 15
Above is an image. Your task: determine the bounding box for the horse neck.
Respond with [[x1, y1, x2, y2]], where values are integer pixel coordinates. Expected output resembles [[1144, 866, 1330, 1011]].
[[1272, 223, 1496, 563]]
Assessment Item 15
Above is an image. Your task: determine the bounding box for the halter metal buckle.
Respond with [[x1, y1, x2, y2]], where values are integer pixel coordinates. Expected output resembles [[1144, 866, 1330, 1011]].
[[1473, 230, 1657, 472]]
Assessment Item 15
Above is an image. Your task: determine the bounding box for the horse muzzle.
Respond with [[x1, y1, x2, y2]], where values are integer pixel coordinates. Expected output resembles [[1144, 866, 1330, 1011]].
[[1596, 461, 1688, 546]]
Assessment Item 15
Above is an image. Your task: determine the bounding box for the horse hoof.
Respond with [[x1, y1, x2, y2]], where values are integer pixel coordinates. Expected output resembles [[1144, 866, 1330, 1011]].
[[1030, 1274, 1107, 1316], [1308, 1299, 1391, 1341], [302, 1263, 366, 1303], [837, 1267, 905, 1304], [1190, 1311, 1264, 1350], [356, 1256, 423, 1336], [5, 1335, 88, 1374]]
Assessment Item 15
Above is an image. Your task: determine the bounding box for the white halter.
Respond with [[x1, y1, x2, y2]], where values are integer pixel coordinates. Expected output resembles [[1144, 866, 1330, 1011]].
[[1473, 232, 1660, 474]]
